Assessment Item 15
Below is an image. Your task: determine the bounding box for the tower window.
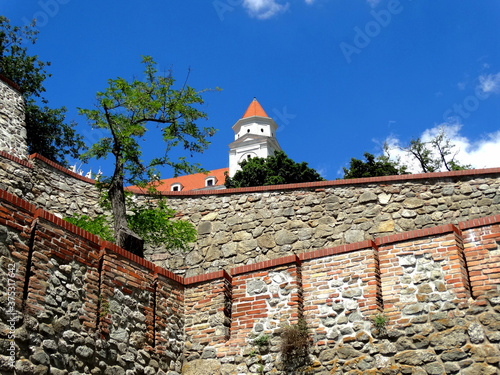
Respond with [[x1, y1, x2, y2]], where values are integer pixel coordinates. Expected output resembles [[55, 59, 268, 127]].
[[261, 128, 264, 132], [247, 129, 250, 133]]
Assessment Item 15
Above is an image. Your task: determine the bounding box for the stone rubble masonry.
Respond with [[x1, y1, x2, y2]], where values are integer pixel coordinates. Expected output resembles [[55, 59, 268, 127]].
[[1, 133, 500, 279], [1, 188, 500, 374], [0, 76, 27, 161]]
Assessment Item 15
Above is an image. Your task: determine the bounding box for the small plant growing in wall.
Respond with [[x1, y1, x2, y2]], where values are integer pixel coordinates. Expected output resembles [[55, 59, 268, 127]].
[[280, 319, 310, 372], [98, 294, 110, 317], [371, 312, 389, 336], [253, 334, 269, 348]]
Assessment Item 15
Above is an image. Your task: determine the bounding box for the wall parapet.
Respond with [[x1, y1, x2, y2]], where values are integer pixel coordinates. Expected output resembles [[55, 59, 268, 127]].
[[128, 166, 500, 196]]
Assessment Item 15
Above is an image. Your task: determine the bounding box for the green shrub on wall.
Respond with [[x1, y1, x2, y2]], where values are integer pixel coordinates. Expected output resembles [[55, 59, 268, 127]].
[[280, 319, 310, 372]]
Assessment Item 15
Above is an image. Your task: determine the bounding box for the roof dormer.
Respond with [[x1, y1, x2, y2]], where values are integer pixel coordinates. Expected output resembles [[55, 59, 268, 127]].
[[170, 182, 183, 192]]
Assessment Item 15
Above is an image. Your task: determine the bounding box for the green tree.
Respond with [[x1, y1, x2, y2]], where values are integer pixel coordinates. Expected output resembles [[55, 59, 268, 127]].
[[79, 56, 217, 254], [65, 195, 196, 253], [0, 16, 85, 164], [343, 152, 407, 179], [404, 127, 471, 172], [225, 151, 324, 188]]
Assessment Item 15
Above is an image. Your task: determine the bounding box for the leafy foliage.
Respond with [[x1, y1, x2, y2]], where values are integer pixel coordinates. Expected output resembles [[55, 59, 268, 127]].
[[0, 16, 85, 165], [225, 151, 324, 188], [252, 334, 269, 348], [64, 214, 115, 243], [79, 55, 217, 185], [65, 194, 197, 251], [127, 198, 196, 252], [343, 151, 407, 179], [372, 312, 389, 336], [79, 56, 217, 251]]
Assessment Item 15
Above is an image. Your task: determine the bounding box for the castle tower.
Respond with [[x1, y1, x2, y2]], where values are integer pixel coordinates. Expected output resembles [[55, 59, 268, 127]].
[[228, 98, 282, 177]]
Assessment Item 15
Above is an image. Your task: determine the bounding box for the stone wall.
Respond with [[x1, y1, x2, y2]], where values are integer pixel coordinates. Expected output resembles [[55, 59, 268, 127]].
[[147, 171, 500, 277], [1, 188, 499, 374], [2, 142, 500, 281], [0, 190, 185, 374], [0, 152, 102, 219], [0, 76, 27, 161]]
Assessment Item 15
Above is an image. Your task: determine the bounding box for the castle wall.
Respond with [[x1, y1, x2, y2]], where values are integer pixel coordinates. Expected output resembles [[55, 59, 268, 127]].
[[0, 77, 27, 161], [0, 190, 185, 374], [1, 188, 499, 374], [150, 172, 500, 278], [1, 142, 500, 281]]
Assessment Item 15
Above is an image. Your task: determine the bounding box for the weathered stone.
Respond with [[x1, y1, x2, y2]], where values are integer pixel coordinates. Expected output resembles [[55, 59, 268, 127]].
[[402, 303, 425, 315], [345, 230, 365, 243], [378, 193, 391, 205], [429, 327, 467, 350], [337, 345, 361, 359], [186, 251, 203, 265], [394, 350, 436, 365], [201, 212, 218, 221], [198, 222, 212, 235], [424, 362, 445, 375], [110, 328, 129, 343], [377, 220, 395, 232], [379, 340, 397, 355], [274, 230, 298, 245], [461, 363, 497, 375], [257, 233, 276, 248], [247, 280, 267, 295], [182, 359, 222, 375], [403, 198, 424, 209], [468, 322, 485, 344], [359, 192, 378, 204], [444, 361, 461, 374]]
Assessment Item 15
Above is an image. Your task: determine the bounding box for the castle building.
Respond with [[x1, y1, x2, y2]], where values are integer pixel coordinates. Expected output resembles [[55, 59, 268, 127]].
[[152, 98, 281, 192], [228, 97, 281, 178]]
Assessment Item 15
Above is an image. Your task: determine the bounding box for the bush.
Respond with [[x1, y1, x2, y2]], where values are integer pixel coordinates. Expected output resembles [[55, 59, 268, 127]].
[[64, 214, 114, 242], [280, 319, 310, 371]]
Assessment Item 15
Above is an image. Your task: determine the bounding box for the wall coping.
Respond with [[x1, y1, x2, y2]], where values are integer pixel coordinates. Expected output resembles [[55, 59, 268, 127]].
[[30, 153, 96, 184], [128, 167, 500, 197], [0, 150, 32, 169], [0, 74, 22, 93], [1, 189, 500, 287]]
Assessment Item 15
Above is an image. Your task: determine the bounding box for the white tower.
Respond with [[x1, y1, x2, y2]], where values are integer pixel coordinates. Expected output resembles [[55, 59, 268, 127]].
[[228, 98, 282, 177]]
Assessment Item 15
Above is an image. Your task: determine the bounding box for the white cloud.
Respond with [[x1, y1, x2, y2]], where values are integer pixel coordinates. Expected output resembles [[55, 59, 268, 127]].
[[478, 72, 500, 94], [243, 0, 289, 19], [384, 122, 500, 172]]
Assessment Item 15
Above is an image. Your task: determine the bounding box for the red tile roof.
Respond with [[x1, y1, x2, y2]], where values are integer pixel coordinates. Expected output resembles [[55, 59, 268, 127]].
[[242, 98, 269, 118], [127, 167, 229, 193]]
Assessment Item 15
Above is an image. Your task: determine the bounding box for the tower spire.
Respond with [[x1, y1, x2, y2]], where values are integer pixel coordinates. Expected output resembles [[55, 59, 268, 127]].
[[242, 97, 269, 118]]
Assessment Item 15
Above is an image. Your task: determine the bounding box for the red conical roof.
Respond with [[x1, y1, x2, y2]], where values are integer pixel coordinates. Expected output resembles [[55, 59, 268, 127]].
[[242, 98, 269, 118]]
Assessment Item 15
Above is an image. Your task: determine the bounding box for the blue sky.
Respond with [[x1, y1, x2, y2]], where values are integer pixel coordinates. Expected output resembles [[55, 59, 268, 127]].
[[3, 0, 500, 180]]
